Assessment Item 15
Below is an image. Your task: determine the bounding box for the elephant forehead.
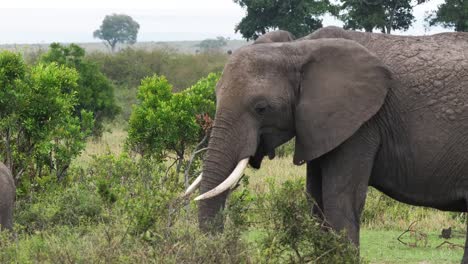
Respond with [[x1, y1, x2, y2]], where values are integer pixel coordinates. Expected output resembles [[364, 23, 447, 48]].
[[227, 45, 290, 72], [219, 65, 281, 95], [216, 72, 273, 98]]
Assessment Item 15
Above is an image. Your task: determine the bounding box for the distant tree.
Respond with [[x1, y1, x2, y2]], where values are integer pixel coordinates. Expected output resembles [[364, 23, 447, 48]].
[[93, 14, 140, 52], [338, 0, 428, 34], [41, 43, 119, 137], [426, 0, 468, 32], [233, 0, 331, 40], [0, 51, 93, 182], [127, 73, 219, 176], [197, 36, 228, 53]]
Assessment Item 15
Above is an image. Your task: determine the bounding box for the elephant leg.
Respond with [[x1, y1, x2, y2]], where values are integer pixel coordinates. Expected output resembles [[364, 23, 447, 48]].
[[462, 210, 468, 263], [319, 127, 379, 245], [306, 160, 324, 220]]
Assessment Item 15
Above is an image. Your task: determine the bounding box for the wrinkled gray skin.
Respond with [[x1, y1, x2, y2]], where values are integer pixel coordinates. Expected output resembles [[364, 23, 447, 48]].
[[199, 26, 468, 261], [0, 162, 14, 231]]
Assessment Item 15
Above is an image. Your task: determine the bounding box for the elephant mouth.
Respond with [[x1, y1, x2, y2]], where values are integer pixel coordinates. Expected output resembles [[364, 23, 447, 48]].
[[249, 135, 276, 169]]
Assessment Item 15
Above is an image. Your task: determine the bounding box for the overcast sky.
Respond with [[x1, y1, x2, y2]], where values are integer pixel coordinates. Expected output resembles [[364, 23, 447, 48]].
[[0, 0, 447, 44]]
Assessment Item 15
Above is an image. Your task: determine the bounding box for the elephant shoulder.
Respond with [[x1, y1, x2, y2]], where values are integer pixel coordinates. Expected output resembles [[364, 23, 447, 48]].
[[302, 26, 351, 41]]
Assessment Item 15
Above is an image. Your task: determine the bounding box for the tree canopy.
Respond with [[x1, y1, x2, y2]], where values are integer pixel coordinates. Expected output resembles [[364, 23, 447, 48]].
[[338, 0, 428, 34], [233, 0, 331, 40], [93, 14, 140, 52], [426, 0, 468, 32], [41, 43, 119, 137]]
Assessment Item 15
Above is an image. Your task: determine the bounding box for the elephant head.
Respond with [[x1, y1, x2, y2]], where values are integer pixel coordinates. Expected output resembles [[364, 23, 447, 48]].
[[192, 36, 391, 231]]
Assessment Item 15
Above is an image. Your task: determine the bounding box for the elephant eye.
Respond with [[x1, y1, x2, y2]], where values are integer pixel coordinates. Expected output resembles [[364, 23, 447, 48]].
[[254, 102, 268, 116]]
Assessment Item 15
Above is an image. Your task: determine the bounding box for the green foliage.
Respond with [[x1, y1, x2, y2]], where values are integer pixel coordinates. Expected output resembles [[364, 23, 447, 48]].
[[88, 48, 227, 91], [89, 48, 171, 88], [16, 183, 103, 232], [127, 73, 218, 170], [255, 178, 362, 263], [338, 0, 428, 34], [233, 0, 331, 40], [41, 43, 119, 136], [0, 152, 254, 263], [93, 14, 140, 52], [197, 36, 229, 53], [0, 51, 92, 183], [276, 139, 295, 158], [426, 0, 468, 32]]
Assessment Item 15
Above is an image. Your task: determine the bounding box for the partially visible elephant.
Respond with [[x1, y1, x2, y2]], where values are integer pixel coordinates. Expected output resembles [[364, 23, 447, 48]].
[[185, 27, 468, 262], [0, 162, 15, 231], [253, 30, 295, 44]]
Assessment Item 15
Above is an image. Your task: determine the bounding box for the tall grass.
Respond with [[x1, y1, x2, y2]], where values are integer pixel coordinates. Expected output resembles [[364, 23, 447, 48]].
[[88, 48, 228, 91]]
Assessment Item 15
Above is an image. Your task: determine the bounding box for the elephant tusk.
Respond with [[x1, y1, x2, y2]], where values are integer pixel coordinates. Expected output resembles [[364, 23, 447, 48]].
[[184, 173, 203, 196], [194, 158, 249, 201]]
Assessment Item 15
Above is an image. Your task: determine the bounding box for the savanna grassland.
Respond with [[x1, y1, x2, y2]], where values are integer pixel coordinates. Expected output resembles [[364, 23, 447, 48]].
[[0, 43, 466, 264]]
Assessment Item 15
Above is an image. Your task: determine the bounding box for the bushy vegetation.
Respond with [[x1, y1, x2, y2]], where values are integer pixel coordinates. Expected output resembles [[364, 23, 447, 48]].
[[253, 179, 361, 263], [88, 47, 227, 91], [0, 153, 362, 263], [127, 73, 218, 175], [0, 51, 93, 185], [41, 43, 119, 136]]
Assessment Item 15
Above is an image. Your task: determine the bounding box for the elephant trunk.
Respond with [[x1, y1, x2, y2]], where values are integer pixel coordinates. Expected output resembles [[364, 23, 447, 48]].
[[198, 118, 244, 232]]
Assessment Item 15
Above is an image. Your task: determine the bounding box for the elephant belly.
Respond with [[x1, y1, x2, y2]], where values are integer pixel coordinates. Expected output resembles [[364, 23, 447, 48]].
[[370, 108, 468, 212]]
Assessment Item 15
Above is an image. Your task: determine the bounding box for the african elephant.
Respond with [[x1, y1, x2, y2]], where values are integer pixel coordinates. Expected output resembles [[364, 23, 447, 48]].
[[185, 26, 468, 261], [0, 162, 15, 231]]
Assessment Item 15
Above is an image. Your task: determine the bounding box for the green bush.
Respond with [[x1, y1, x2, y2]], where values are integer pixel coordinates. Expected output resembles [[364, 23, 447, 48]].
[[0, 50, 93, 183], [41, 43, 120, 136], [16, 183, 103, 232], [254, 179, 362, 263], [127, 72, 218, 176]]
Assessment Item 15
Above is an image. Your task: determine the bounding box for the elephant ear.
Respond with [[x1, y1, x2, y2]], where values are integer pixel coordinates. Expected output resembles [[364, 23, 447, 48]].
[[293, 38, 392, 165], [254, 30, 295, 44]]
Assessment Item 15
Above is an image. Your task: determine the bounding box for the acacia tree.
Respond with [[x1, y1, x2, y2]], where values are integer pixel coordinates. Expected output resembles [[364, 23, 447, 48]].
[[0, 51, 93, 183], [93, 14, 140, 52], [127, 73, 218, 177], [426, 0, 468, 32], [233, 0, 331, 40], [41, 43, 119, 136], [339, 0, 428, 34]]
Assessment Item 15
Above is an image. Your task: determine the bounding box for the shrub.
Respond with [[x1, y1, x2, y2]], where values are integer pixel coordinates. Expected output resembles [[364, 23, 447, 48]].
[[0, 51, 93, 183], [254, 179, 362, 263], [16, 183, 103, 232], [41, 43, 120, 136], [126, 72, 219, 176]]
